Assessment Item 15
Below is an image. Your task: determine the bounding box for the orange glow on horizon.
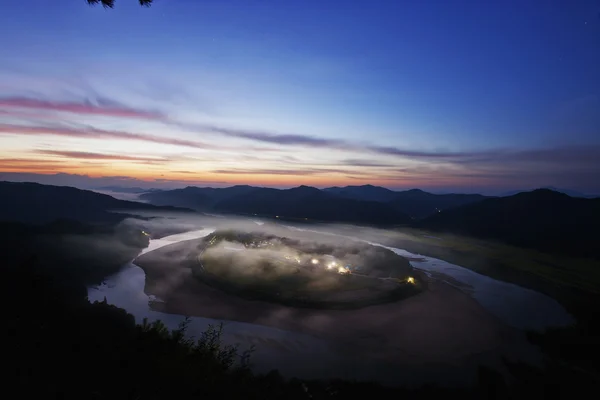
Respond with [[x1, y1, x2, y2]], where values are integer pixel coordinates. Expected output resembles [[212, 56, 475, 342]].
[[0, 163, 500, 190]]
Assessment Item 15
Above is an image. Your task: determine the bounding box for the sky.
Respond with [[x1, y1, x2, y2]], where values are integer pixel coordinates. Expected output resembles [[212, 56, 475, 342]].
[[0, 0, 599, 194]]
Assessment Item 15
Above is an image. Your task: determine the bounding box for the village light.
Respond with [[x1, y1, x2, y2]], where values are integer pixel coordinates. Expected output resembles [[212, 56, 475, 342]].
[[311, 258, 319, 265], [337, 266, 350, 274], [407, 277, 415, 284]]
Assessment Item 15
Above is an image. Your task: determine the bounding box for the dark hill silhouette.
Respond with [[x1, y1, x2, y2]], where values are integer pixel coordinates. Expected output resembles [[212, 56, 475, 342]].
[[139, 185, 258, 211], [323, 184, 398, 202], [213, 185, 411, 225], [502, 187, 598, 199], [417, 189, 600, 258], [0, 181, 191, 225], [389, 189, 490, 219], [143, 184, 489, 221]]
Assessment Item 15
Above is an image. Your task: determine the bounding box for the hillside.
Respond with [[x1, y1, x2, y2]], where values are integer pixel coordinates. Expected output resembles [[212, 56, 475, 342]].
[[213, 185, 411, 225], [0, 181, 191, 225], [417, 189, 600, 258], [139, 185, 258, 210], [323, 184, 399, 202], [388, 189, 490, 219]]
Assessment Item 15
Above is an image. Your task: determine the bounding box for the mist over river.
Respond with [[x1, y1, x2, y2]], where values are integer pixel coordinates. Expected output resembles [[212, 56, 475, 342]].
[[88, 217, 574, 385]]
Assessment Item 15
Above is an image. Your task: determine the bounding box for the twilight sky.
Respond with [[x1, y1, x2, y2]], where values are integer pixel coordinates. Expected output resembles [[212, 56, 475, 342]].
[[1, 0, 599, 194]]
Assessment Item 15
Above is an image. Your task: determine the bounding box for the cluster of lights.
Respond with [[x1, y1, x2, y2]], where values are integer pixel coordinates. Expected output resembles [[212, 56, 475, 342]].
[[309, 258, 349, 274]]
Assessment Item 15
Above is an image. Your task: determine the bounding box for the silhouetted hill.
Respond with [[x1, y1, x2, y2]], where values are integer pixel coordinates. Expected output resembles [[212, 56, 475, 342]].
[[322, 186, 488, 218], [417, 189, 600, 258], [213, 185, 411, 225], [502, 187, 598, 199], [389, 189, 490, 219], [138, 186, 214, 210], [323, 184, 398, 202], [139, 185, 259, 210], [0, 181, 191, 225], [139, 184, 490, 223]]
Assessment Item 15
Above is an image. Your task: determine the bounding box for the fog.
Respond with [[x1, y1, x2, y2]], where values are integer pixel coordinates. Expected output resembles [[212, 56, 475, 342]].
[[201, 235, 403, 280], [112, 211, 574, 331], [202, 241, 343, 292], [92, 190, 149, 202], [79, 210, 583, 385]]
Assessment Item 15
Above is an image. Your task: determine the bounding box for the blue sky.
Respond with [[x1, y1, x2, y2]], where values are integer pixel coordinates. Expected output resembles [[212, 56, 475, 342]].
[[0, 0, 599, 194]]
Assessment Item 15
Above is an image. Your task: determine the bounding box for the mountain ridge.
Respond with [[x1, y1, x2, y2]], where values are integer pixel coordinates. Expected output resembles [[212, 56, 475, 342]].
[[417, 188, 600, 258], [3, 181, 598, 257], [0, 181, 192, 225]]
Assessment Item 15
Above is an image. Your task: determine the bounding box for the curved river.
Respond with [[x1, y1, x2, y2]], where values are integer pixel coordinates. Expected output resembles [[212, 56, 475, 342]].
[[88, 224, 574, 384]]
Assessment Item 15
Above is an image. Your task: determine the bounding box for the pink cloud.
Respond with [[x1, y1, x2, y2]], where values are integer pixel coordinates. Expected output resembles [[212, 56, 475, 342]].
[[36, 150, 170, 163], [0, 96, 163, 120], [0, 123, 217, 150]]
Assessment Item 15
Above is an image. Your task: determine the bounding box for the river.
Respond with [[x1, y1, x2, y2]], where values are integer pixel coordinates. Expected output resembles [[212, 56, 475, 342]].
[[88, 221, 574, 384]]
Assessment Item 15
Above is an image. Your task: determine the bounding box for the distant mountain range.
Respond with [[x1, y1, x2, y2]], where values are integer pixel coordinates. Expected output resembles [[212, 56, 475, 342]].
[[323, 184, 400, 202], [214, 185, 411, 225], [140, 185, 257, 210], [2, 181, 598, 258], [140, 184, 489, 220], [0, 181, 190, 225]]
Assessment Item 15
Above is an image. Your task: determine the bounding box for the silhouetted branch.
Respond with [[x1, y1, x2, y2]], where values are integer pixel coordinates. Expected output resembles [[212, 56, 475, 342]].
[[87, 0, 153, 8]]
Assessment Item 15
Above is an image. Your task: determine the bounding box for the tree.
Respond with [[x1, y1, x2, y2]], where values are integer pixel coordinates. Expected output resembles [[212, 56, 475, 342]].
[[87, 0, 153, 8]]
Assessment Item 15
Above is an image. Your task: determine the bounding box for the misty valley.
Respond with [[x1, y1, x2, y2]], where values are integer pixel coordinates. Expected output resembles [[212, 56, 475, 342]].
[[2, 181, 599, 398]]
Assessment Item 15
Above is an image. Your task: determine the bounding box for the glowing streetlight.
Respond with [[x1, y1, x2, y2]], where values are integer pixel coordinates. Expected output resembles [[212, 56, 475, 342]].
[[407, 277, 415, 284], [311, 258, 319, 265]]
